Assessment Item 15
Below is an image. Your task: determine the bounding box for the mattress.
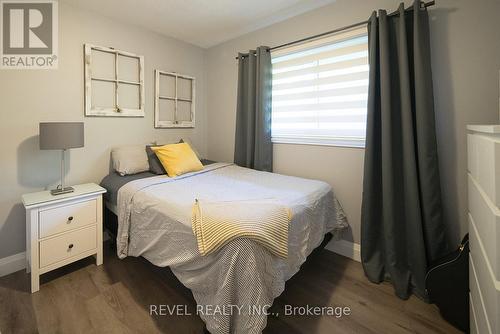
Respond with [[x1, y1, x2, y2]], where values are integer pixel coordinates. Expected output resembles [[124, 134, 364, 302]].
[[100, 159, 215, 213], [116, 162, 348, 334], [101, 171, 155, 213]]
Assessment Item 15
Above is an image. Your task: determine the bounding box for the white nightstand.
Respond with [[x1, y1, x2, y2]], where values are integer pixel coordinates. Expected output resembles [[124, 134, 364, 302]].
[[22, 183, 106, 293]]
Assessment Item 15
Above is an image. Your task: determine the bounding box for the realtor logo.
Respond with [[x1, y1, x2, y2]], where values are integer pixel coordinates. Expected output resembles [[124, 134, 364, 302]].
[[1, 0, 58, 69]]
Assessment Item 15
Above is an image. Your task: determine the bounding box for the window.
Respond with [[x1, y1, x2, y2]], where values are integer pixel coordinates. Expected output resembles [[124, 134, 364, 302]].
[[84, 44, 144, 117], [271, 27, 368, 147], [154, 70, 195, 128]]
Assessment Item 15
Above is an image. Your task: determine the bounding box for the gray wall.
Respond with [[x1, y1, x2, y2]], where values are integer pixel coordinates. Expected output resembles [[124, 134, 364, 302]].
[[205, 0, 500, 244], [0, 2, 208, 258]]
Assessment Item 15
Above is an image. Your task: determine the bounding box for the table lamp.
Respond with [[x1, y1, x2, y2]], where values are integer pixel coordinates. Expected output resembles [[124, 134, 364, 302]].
[[39, 122, 84, 195]]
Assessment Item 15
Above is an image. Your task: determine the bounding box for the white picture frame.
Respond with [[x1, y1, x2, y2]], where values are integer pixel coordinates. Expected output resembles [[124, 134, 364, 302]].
[[84, 44, 145, 117], [154, 70, 195, 128]]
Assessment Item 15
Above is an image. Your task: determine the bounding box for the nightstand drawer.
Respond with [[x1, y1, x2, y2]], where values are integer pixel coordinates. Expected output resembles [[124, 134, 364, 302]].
[[39, 225, 97, 268], [39, 199, 96, 238]]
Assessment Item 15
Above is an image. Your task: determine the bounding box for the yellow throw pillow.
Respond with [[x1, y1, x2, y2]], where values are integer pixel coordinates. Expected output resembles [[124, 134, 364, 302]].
[[151, 143, 203, 177]]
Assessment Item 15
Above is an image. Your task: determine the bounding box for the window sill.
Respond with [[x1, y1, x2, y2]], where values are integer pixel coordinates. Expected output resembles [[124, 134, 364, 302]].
[[271, 136, 365, 149]]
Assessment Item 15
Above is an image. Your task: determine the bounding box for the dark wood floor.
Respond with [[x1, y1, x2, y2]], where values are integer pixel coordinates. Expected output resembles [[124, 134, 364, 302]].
[[0, 243, 462, 334]]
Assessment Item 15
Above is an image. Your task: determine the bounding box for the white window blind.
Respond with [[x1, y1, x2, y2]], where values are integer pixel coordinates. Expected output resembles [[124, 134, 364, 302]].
[[271, 27, 369, 148]]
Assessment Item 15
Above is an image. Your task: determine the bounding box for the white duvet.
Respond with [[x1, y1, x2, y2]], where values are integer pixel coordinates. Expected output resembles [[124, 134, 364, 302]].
[[117, 163, 348, 334]]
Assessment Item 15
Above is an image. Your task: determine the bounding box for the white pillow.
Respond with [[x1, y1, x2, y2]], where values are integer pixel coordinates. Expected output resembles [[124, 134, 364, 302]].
[[111, 145, 149, 176]]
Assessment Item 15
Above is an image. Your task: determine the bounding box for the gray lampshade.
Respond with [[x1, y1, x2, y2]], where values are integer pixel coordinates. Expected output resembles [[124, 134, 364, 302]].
[[39, 122, 84, 150]]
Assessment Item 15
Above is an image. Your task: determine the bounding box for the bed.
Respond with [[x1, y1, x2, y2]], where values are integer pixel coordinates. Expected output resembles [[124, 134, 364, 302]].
[[100, 162, 348, 334]]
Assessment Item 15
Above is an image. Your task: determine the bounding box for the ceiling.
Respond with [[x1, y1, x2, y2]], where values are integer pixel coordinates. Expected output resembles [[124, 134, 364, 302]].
[[61, 0, 336, 48]]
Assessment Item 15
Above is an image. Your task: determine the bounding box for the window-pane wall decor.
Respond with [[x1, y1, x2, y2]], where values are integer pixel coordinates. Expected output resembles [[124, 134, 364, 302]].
[[84, 44, 144, 117], [271, 26, 368, 147], [154, 70, 195, 128]]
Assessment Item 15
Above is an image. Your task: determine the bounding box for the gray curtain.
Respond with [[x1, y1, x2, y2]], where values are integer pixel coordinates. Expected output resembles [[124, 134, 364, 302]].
[[234, 46, 273, 172], [361, 1, 449, 300]]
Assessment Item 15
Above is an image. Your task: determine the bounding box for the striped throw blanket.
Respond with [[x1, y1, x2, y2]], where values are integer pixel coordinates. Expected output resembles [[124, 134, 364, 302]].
[[192, 199, 292, 258]]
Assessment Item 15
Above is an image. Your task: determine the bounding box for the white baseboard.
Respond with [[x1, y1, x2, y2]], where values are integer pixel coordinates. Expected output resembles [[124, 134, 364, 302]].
[[325, 239, 361, 262], [0, 239, 357, 277], [0, 252, 26, 277]]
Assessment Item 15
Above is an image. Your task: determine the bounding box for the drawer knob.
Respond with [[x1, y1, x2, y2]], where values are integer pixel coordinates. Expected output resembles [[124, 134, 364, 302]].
[[68, 244, 74, 249], [68, 216, 74, 222]]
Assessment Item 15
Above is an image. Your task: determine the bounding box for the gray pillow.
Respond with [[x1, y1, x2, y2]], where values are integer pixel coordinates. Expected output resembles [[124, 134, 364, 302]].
[[145, 145, 166, 175]]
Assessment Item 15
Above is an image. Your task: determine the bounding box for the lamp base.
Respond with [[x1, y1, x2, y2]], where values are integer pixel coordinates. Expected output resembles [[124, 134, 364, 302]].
[[50, 187, 75, 196]]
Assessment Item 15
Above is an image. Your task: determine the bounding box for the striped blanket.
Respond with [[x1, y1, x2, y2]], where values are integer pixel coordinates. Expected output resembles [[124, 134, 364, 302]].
[[116, 163, 348, 333], [192, 199, 292, 258]]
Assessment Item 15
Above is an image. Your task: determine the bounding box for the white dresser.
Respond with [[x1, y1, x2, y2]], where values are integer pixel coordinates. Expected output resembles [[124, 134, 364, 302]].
[[22, 183, 106, 293], [467, 125, 500, 334]]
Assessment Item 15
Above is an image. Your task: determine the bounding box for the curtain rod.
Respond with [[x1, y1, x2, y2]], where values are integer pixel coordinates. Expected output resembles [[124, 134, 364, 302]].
[[235, 0, 435, 59]]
